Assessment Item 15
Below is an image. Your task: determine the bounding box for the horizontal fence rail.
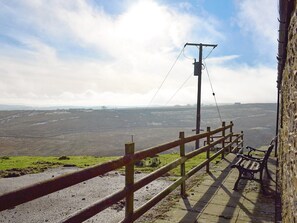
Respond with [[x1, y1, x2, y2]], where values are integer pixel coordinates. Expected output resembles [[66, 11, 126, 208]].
[[0, 121, 243, 222]]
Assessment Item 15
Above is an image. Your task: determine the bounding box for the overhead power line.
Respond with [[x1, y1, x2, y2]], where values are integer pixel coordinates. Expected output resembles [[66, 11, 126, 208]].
[[165, 73, 192, 105], [202, 46, 216, 60], [204, 61, 222, 123], [182, 47, 195, 60], [146, 45, 185, 107]]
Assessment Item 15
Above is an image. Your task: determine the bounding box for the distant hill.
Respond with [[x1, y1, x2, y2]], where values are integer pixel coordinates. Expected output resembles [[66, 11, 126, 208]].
[[0, 104, 33, 110], [0, 103, 277, 156]]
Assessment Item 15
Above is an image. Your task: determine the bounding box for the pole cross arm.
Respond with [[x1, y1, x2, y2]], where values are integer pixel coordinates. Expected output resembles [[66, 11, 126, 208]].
[[184, 43, 218, 48]]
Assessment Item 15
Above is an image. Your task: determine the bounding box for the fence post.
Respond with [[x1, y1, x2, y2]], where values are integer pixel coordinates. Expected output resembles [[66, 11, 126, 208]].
[[240, 130, 244, 153], [125, 143, 135, 222], [230, 121, 233, 152], [222, 122, 226, 159], [206, 127, 211, 173], [179, 132, 186, 197], [235, 136, 238, 153]]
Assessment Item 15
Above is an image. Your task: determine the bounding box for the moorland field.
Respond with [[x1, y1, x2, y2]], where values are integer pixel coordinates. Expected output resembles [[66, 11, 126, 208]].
[[0, 103, 277, 156]]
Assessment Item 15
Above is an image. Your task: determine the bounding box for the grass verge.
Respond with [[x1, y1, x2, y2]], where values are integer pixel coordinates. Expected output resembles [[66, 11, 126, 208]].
[[0, 152, 221, 178]]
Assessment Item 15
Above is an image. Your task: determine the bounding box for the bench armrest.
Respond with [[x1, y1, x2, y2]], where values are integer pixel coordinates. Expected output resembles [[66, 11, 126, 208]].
[[246, 146, 266, 153], [240, 154, 263, 161], [246, 146, 267, 157], [236, 154, 262, 162]]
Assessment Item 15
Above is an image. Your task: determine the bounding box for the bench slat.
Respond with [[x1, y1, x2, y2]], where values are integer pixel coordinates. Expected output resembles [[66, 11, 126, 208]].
[[250, 161, 259, 171], [231, 141, 275, 193], [243, 160, 251, 169]]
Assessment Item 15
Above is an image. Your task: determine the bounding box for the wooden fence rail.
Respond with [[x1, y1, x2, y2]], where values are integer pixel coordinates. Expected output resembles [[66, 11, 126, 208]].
[[0, 121, 243, 223]]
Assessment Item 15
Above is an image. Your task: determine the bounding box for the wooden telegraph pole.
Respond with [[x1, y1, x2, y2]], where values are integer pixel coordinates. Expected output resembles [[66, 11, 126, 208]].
[[184, 43, 217, 149]]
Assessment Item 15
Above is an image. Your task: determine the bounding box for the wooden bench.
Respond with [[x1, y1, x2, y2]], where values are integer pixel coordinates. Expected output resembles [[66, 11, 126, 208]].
[[231, 137, 276, 193]]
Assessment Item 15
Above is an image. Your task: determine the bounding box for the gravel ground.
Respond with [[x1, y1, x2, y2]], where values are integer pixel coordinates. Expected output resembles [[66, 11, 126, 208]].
[[0, 167, 172, 223]]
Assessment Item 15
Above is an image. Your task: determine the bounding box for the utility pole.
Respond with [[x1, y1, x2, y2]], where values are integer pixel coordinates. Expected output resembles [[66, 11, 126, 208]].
[[184, 43, 217, 149]]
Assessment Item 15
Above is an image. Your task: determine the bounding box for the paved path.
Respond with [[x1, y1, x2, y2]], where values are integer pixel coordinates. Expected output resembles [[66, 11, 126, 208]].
[[155, 153, 276, 223], [0, 169, 171, 223]]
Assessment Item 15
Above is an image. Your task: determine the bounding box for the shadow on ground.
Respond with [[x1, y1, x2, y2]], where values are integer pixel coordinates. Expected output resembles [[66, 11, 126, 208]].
[[156, 153, 276, 223]]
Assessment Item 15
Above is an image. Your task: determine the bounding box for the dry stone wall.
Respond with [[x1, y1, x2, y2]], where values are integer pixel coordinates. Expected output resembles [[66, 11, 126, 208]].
[[279, 2, 297, 222]]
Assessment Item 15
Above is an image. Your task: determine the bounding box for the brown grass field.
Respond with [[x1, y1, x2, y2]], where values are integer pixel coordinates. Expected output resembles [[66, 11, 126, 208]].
[[0, 103, 277, 156]]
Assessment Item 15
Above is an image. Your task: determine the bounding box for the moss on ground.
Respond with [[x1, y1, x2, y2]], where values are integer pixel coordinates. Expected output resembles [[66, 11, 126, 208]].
[[0, 152, 221, 178], [0, 156, 117, 177]]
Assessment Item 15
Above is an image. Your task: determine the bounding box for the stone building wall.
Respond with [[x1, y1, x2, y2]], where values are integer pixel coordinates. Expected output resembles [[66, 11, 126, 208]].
[[278, 1, 297, 222]]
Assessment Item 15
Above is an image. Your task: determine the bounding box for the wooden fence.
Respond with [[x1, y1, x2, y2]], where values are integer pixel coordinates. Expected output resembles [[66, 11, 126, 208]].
[[0, 121, 243, 222]]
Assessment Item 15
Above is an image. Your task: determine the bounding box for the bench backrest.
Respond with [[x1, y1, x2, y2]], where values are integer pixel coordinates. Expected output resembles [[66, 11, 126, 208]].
[[262, 137, 277, 165], [263, 144, 274, 162]]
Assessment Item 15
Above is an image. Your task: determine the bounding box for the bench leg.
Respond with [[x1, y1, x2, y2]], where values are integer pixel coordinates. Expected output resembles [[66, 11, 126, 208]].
[[259, 171, 268, 194], [265, 163, 273, 180], [233, 169, 242, 190]]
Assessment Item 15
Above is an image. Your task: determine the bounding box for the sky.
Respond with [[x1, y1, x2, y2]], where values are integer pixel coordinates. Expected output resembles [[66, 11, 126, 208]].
[[0, 0, 279, 107]]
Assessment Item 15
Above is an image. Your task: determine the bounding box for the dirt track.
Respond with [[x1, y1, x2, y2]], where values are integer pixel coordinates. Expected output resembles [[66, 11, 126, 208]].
[[0, 167, 171, 223]]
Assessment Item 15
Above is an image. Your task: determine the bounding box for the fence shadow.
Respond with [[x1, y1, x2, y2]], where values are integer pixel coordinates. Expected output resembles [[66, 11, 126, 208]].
[[178, 157, 241, 222], [176, 154, 277, 223]]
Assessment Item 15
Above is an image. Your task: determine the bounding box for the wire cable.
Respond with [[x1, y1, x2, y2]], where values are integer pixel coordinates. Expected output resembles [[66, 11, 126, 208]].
[[165, 73, 192, 105], [182, 47, 195, 60], [146, 46, 185, 107], [202, 46, 215, 60], [204, 61, 223, 122]]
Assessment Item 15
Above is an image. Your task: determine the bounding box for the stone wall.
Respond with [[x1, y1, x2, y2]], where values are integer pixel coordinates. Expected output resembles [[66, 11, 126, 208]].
[[278, 1, 297, 222]]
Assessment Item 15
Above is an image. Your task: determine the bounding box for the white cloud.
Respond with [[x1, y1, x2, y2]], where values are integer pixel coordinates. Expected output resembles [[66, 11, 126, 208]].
[[201, 63, 277, 104], [206, 55, 240, 64], [0, 47, 276, 107], [235, 0, 278, 56], [0, 0, 277, 107]]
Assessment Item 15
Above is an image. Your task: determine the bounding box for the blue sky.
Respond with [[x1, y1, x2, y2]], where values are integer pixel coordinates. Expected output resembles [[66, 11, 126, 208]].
[[0, 0, 278, 107]]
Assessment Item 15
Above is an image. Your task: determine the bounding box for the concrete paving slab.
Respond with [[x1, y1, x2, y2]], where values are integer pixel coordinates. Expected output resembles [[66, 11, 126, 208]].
[[154, 152, 276, 223]]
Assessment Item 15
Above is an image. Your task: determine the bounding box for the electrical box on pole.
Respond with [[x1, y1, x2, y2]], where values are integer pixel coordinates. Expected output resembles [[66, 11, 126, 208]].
[[184, 42, 217, 149], [193, 60, 201, 76]]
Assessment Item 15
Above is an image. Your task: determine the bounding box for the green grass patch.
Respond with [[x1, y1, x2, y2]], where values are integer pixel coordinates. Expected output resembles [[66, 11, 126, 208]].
[[137, 152, 221, 176], [0, 155, 118, 170], [0, 152, 222, 178], [0, 156, 118, 177]]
